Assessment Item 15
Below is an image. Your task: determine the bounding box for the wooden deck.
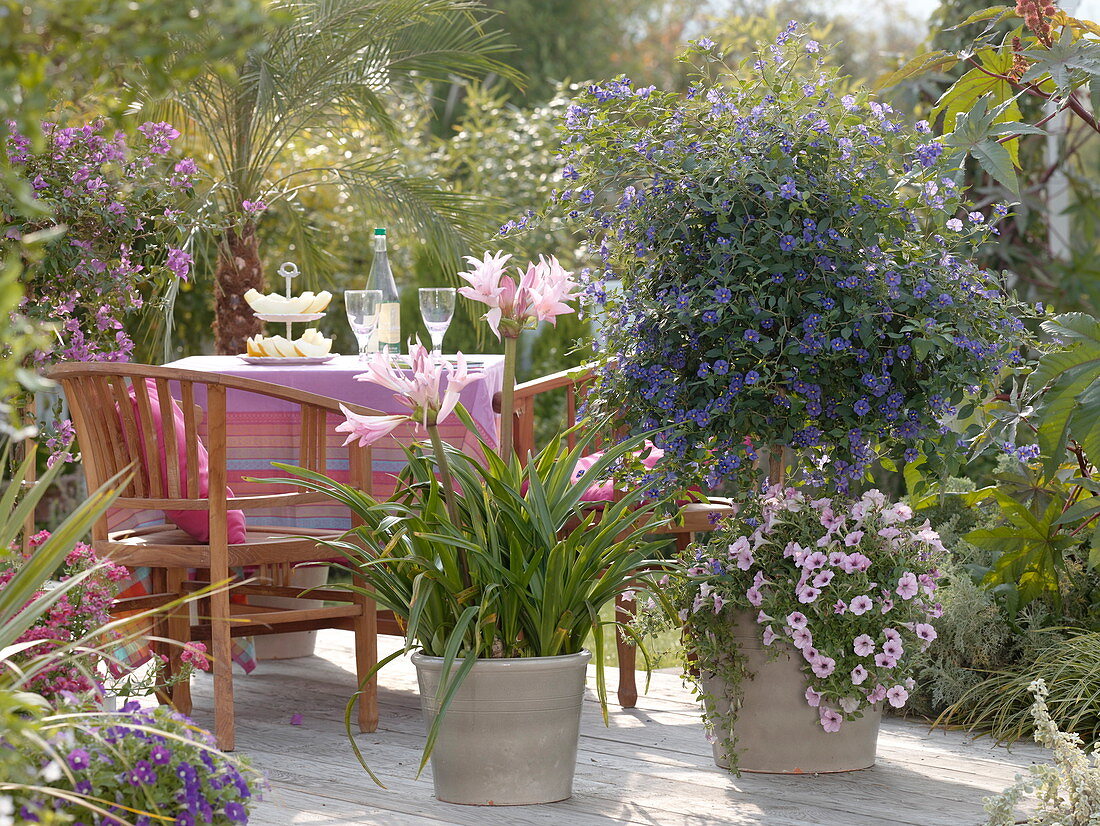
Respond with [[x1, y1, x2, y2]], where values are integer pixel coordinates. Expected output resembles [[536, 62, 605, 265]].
[[189, 631, 1048, 826]]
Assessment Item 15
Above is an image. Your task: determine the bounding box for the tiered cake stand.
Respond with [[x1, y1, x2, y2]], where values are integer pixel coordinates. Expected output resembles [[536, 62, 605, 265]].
[[239, 262, 336, 365]]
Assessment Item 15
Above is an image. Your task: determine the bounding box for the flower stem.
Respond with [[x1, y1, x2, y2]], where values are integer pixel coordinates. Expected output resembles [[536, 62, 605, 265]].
[[499, 334, 519, 461], [428, 423, 469, 588]]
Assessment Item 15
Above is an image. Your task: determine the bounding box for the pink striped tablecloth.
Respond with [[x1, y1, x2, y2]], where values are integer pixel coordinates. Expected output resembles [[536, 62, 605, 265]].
[[163, 354, 505, 530], [107, 354, 503, 673]]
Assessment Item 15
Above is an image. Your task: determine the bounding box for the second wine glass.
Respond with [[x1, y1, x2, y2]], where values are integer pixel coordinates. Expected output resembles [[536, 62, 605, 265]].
[[419, 287, 456, 359]]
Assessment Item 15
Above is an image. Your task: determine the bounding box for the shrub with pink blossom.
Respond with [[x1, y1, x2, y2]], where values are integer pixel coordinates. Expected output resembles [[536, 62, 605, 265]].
[[1, 530, 208, 703], [666, 485, 945, 758], [3, 119, 203, 367]]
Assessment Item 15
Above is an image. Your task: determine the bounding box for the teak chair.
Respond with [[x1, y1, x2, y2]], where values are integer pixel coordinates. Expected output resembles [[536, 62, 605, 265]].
[[512, 364, 736, 707], [50, 362, 400, 751]]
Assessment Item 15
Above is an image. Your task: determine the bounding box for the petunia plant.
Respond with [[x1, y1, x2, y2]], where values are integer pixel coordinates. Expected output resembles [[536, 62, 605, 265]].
[[554, 24, 1030, 494], [661, 485, 945, 765]]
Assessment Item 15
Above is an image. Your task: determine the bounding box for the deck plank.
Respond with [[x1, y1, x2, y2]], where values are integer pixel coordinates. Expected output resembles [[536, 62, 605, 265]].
[[188, 632, 1045, 826]]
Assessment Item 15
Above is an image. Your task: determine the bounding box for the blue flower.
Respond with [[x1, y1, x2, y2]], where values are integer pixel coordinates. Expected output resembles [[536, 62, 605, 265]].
[[779, 234, 797, 251], [703, 310, 719, 323], [713, 359, 729, 375], [714, 287, 732, 303], [778, 177, 799, 200], [830, 338, 850, 351], [743, 329, 760, 342], [745, 370, 760, 384]]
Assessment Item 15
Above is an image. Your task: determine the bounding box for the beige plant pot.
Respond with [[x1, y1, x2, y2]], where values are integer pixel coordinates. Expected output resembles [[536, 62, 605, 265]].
[[701, 610, 881, 774], [412, 650, 591, 805], [252, 565, 329, 660]]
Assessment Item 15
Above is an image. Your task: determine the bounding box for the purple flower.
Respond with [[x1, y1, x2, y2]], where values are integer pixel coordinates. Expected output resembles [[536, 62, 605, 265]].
[[779, 234, 796, 251], [242, 199, 267, 215], [714, 287, 732, 303], [743, 329, 760, 342], [225, 801, 248, 823], [150, 743, 172, 765], [128, 760, 157, 786], [67, 748, 91, 771], [165, 248, 192, 280]]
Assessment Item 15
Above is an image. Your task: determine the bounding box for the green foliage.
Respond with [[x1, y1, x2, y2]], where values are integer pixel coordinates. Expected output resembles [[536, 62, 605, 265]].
[[160, 0, 521, 279], [964, 313, 1100, 607], [900, 3, 1100, 194], [0, 0, 266, 432], [983, 679, 1100, 825], [950, 633, 1100, 747]]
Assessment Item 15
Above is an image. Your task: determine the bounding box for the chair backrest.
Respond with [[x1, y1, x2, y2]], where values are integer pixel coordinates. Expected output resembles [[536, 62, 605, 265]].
[[48, 363, 377, 536], [511, 363, 600, 463]]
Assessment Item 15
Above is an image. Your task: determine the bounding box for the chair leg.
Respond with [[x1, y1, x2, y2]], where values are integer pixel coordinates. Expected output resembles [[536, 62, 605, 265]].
[[210, 582, 235, 752], [352, 574, 378, 733], [166, 568, 192, 716], [615, 590, 638, 708], [148, 567, 169, 705]]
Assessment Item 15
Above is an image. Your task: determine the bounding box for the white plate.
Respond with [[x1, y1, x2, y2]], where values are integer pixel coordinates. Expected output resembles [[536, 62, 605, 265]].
[[252, 312, 326, 322], [239, 355, 337, 365]]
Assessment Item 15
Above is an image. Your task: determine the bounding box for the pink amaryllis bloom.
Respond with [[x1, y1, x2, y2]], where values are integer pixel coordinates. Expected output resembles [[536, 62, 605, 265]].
[[457, 251, 581, 339], [336, 345, 478, 447]]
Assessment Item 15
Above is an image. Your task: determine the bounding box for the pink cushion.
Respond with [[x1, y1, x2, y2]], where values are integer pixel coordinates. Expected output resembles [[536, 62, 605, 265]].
[[125, 380, 247, 544], [572, 442, 664, 502]]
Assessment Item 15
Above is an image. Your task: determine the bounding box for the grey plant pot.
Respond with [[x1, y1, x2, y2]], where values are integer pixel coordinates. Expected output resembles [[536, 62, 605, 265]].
[[411, 649, 592, 805], [701, 610, 881, 774]]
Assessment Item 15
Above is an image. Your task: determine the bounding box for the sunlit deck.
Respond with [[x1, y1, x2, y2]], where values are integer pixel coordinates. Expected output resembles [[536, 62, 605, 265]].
[[188, 632, 1047, 826]]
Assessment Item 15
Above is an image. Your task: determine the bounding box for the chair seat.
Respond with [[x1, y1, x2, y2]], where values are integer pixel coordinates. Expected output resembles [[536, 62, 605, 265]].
[[98, 524, 343, 568]]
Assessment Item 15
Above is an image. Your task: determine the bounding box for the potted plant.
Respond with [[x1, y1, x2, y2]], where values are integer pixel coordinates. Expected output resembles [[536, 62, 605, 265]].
[[664, 485, 945, 773], [554, 24, 1029, 496], [267, 253, 675, 805], [553, 25, 1032, 773]]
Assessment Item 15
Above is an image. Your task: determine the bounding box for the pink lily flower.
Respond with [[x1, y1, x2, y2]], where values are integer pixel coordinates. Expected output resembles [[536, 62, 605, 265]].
[[457, 251, 581, 339], [334, 344, 479, 446]]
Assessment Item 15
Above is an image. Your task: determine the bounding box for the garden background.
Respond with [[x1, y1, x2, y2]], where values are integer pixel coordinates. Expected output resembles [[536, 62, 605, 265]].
[[8, 0, 1100, 760]]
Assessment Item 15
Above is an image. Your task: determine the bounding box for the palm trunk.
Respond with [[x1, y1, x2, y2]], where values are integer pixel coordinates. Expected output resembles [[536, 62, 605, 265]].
[[214, 224, 264, 354]]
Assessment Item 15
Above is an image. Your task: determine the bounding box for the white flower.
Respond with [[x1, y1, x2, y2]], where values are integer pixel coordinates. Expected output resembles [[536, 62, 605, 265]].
[[41, 760, 62, 782]]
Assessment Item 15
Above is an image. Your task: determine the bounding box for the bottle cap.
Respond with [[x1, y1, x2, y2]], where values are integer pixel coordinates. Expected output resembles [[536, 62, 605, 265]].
[[374, 228, 386, 235]]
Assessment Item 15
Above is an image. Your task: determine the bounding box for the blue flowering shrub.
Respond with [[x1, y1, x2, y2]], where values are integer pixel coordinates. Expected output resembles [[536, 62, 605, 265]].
[[12, 701, 262, 825], [556, 24, 1030, 493]]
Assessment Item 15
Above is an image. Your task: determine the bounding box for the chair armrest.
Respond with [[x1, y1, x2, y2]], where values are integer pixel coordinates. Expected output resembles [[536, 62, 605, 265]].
[[513, 363, 598, 401]]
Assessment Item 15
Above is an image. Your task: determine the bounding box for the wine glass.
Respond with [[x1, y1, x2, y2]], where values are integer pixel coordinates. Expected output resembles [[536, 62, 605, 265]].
[[344, 289, 383, 360], [419, 287, 456, 359]]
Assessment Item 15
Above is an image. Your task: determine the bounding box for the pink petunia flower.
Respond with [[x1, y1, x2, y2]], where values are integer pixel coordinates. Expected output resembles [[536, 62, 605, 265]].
[[762, 625, 778, 646], [797, 586, 821, 604], [850, 664, 869, 685], [805, 686, 822, 707], [882, 639, 904, 659], [849, 595, 873, 615], [812, 569, 834, 589], [896, 572, 919, 600], [843, 530, 864, 546], [874, 652, 898, 668], [811, 657, 836, 678], [791, 628, 813, 650], [819, 706, 843, 733], [886, 685, 910, 709], [745, 586, 763, 607], [786, 611, 808, 630], [866, 684, 888, 705], [853, 634, 875, 657]]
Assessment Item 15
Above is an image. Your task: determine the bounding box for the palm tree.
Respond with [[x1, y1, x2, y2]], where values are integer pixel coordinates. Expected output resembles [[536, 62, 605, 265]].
[[157, 0, 520, 353]]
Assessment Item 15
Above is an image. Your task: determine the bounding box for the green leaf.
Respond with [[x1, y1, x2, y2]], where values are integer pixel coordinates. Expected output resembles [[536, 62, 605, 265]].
[[877, 50, 957, 89]]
